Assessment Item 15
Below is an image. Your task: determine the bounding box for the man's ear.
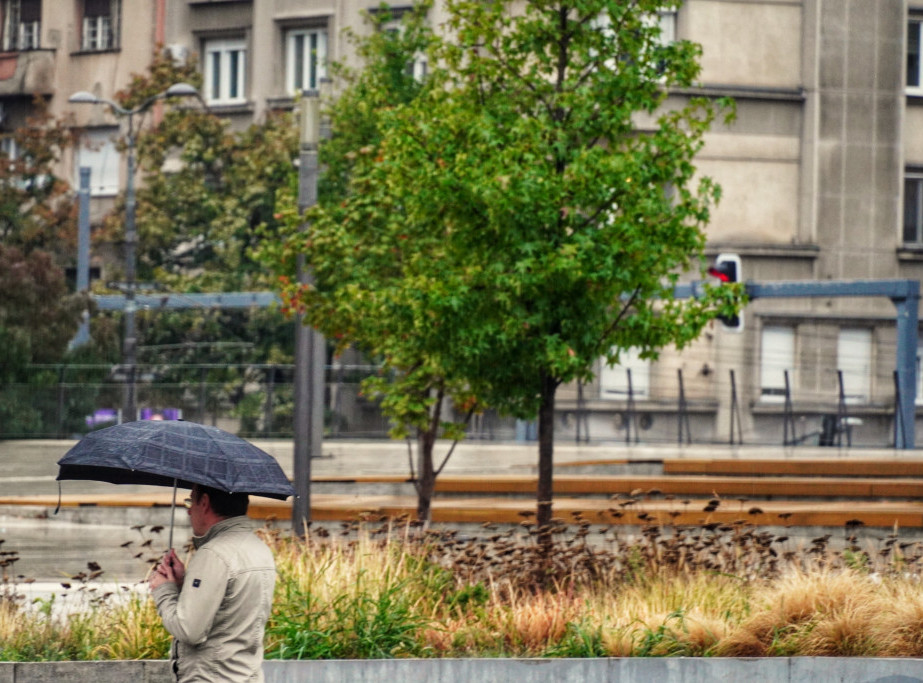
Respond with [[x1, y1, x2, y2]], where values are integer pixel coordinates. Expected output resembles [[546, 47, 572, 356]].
[[199, 492, 211, 513]]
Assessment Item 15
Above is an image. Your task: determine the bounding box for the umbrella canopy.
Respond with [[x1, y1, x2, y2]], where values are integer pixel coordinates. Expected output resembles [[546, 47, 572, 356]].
[[57, 420, 294, 500]]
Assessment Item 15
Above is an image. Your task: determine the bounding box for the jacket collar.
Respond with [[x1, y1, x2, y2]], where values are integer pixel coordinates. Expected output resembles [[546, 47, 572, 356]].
[[192, 515, 252, 550]]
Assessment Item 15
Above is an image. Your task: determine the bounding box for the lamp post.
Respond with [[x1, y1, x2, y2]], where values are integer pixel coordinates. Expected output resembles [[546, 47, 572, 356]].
[[292, 90, 323, 534], [69, 83, 200, 423]]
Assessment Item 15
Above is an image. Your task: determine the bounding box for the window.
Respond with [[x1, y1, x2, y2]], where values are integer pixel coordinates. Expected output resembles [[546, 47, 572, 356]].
[[0, 135, 50, 190], [600, 347, 650, 400], [654, 9, 676, 44], [285, 27, 327, 94], [204, 38, 246, 105], [910, 17, 923, 91], [0, 135, 16, 160], [760, 326, 794, 402], [837, 328, 872, 404], [379, 16, 427, 82], [0, 135, 20, 186], [76, 128, 119, 196], [904, 173, 923, 245], [2, 0, 40, 51], [409, 54, 427, 82], [592, 7, 677, 71], [82, 0, 118, 51]]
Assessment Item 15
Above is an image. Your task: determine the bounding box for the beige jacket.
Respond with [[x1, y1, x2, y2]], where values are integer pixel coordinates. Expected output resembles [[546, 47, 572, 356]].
[[152, 516, 276, 682]]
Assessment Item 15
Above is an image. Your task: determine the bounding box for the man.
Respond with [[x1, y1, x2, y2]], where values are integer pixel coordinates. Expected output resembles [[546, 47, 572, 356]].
[[150, 484, 276, 682]]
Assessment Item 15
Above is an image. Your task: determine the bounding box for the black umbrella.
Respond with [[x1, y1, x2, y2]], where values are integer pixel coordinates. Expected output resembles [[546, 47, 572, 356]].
[[57, 420, 294, 547]]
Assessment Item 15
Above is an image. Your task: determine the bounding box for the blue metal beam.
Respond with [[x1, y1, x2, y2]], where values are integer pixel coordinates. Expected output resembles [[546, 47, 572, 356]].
[[92, 292, 281, 311], [746, 279, 920, 301], [676, 278, 920, 449], [94, 278, 921, 448]]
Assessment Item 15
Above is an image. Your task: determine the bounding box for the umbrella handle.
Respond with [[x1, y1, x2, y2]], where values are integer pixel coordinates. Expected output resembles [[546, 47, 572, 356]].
[[168, 479, 177, 550]]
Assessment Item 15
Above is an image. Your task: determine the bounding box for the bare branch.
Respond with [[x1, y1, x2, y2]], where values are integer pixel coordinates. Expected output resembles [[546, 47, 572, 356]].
[[434, 404, 478, 476], [406, 436, 421, 497], [596, 286, 641, 351]]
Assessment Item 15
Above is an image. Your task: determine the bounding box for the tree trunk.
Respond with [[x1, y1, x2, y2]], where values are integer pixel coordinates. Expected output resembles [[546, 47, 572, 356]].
[[416, 428, 436, 523], [536, 372, 557, 543]]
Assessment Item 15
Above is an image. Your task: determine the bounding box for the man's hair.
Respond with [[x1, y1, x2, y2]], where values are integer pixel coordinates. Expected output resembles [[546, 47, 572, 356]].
[[195, 485, 249, 518]]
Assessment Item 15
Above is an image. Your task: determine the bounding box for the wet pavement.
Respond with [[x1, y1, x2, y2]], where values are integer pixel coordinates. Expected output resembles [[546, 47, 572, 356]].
[[0, 515, 159, 584]]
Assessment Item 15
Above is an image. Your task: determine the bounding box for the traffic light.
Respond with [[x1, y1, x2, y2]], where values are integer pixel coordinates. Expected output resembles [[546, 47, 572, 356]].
[[707, 252, 743, 332]]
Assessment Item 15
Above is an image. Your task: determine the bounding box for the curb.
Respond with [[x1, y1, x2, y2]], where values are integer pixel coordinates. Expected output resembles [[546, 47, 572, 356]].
[[1, 658, 922, 683]]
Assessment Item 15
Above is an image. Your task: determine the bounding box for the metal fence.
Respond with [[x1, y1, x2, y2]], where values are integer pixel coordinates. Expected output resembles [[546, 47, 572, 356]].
[[3, 363, 522, 441], [8, 364, 901, 446], [1, 364, 385, 440]]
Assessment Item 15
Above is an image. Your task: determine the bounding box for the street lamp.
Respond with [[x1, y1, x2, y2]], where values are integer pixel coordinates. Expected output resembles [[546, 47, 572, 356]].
[[292, 90, 322, 534], [69, 83, 200, 423]]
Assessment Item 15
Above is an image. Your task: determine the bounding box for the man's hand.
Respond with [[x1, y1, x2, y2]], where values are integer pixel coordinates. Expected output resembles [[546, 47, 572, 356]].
[[162, 548, 187, 586], [150, 549, 187, 589]]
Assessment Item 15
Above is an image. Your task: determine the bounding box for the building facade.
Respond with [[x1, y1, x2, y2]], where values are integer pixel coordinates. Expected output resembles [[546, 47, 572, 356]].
[[6, 0, 922, 446], [571, 0, 918, 448], [0, 0, 166, 219]]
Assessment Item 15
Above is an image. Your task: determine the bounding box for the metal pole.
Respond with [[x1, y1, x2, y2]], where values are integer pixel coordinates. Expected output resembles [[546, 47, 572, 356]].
[[893, 370, 903, 449], [69, 84, 201, 422], [122, 116, 138, 423], [783, 370, 793, 446], [893, 285, 920, 448], [292, 92, 322, 535], [69, 167, 92, 349], [729, 369, 742, 445]]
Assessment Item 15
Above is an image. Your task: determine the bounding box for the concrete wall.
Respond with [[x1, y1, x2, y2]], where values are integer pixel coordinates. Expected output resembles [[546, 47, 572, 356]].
[[1, 658, 922, 683]]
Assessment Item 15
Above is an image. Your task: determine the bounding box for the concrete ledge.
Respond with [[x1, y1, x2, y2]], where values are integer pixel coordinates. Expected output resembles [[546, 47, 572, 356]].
[[1, 658, 922, 683], [0, 660, 170, 683]]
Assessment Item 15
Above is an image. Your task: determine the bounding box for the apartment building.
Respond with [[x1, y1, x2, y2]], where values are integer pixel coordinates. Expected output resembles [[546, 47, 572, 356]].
[[577, 0, 918, 448], [0, 0, 164, 219], [5, 1, 920, 446]]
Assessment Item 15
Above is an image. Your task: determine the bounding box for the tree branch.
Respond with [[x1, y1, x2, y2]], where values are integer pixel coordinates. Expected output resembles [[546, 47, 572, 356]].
[[434, 403, 478, 476], [406, 435, 421, 497], [596, 286, 641, 351]]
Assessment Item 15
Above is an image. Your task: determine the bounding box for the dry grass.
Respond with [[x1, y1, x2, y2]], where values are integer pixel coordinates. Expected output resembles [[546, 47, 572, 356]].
[[3, 516, 923, 660], [260, 517, 923, 658]]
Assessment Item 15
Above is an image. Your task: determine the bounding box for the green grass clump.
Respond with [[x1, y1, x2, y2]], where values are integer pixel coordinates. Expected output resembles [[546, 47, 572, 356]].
[[0, 582, 169, 661]]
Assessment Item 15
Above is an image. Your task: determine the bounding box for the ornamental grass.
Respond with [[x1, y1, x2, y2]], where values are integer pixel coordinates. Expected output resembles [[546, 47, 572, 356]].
[[2, 515, 923, 660]]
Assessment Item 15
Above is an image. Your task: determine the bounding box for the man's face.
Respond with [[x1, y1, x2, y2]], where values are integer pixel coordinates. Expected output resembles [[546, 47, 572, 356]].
[[187, 488, 208, 536]]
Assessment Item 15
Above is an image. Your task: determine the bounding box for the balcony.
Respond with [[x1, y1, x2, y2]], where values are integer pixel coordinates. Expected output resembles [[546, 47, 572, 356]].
[[0, 49, 54, 96]]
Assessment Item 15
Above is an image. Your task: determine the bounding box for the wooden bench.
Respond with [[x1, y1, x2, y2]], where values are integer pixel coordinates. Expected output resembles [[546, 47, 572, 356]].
[[248, 495, 923, 530], [7, 457, 923, 530], [5, 488, 923, 530], [661, 458, 923, 478], [309, 473, 921, 499]]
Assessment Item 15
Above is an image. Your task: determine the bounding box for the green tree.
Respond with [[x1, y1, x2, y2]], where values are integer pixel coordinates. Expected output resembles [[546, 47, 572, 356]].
[[276, 0, 743, 527], [0, 245, 84, 435], [265, 3, 484, 521], [113, 51, 298, 292], [0, 98, 77, 263], [88, 52, 301, 433], [0, 100, 95, 437]]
